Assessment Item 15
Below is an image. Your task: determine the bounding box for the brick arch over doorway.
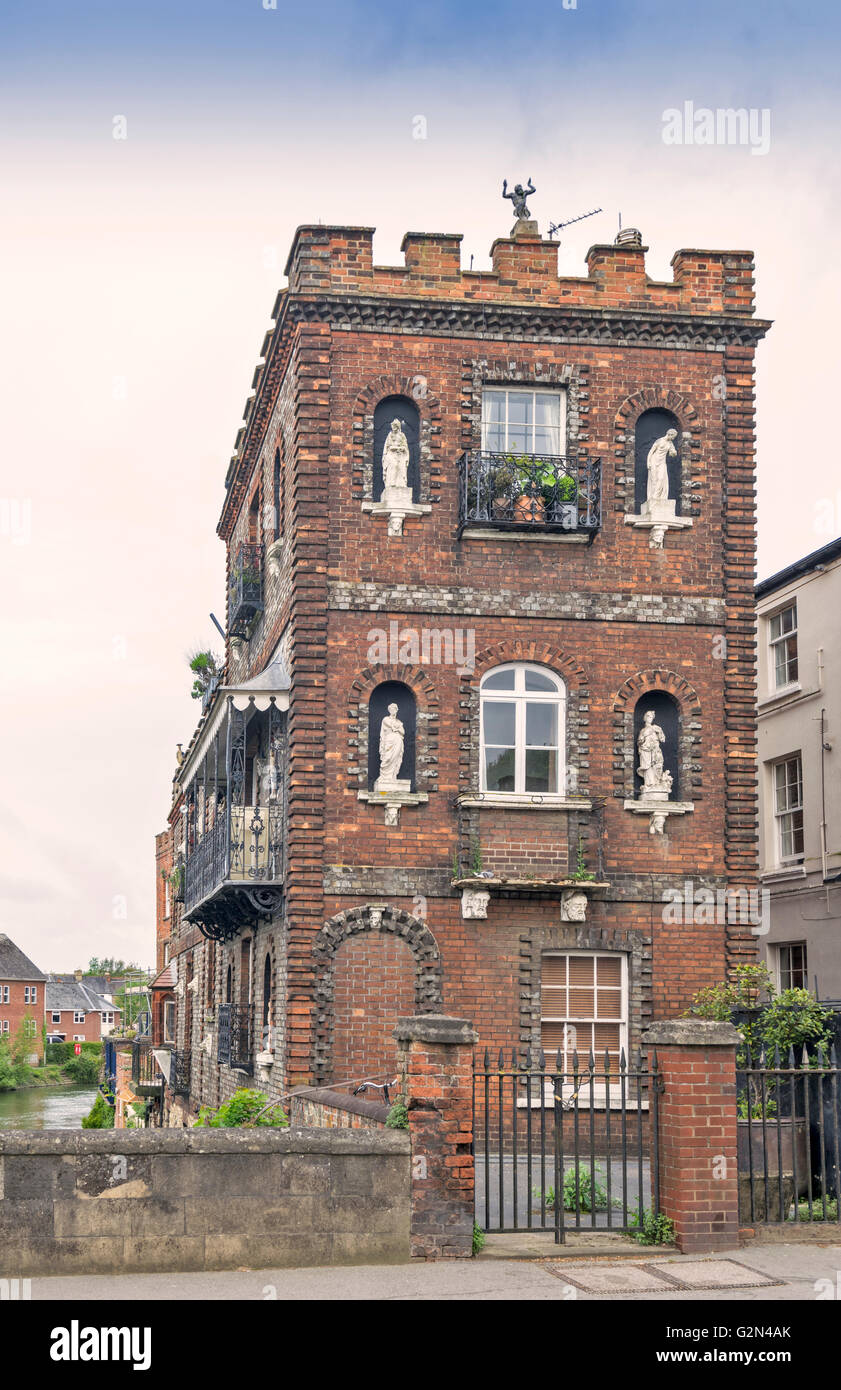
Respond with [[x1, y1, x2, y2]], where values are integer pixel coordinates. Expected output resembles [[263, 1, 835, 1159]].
[[311, 905, 443, 1083]]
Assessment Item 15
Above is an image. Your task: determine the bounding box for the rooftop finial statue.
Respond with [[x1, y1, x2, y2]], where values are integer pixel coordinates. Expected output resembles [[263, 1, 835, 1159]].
[[502, 177, 536, 221]]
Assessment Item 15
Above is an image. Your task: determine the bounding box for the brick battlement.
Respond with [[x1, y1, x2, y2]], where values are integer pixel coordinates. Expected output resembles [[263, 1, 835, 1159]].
[[282, 224, 756, 316]]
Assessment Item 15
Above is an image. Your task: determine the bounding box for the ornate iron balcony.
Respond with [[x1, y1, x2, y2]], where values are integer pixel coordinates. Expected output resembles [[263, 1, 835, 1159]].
[[172, 1049, 191, 1095], [131, 1040, 164, 1094], [182, 698, 286, 941], [229, 541, 264, 634], [458, 451, 601, 537], [217, 1003, 253, 1074]]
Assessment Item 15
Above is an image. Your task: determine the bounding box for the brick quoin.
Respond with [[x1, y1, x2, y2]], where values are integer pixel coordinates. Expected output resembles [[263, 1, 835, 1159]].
[[159, 221, 770, 1138]]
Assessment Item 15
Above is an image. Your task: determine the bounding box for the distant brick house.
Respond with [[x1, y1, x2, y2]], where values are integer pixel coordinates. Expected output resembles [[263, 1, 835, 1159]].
[[45, 977, 122, 1042], [0, 934, 46, 1063]]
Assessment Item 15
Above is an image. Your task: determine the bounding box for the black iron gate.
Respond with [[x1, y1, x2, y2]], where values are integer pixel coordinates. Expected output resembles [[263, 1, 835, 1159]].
[[737, 1045, 841, 1226], [474, 1048, 661, 1243]]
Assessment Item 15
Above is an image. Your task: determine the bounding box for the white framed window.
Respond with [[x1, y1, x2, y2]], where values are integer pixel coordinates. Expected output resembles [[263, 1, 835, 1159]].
[[24, 986, 37, 1004], [1, 1020, 8, 1032], [164, 999, 175, 1044], [768, 603, 798, 690], [540, 953, 627, 1077], [51, 1012, 61, 1024], [73, 1035, 85, 1042], [1, 986, 8, 1004], [73, 1010, 85, 1024], [26, 1019, 37, 1037], [102, 1011, 114, 1025], [480, 663, 565, 795], [773, 755, 804, 864], [164, 877, 171, 919], [481, 387, 566, 457], [777, 942, 807, 992]]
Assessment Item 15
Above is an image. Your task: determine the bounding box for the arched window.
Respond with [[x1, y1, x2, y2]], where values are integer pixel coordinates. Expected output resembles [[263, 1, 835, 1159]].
[[368, 681, 416, 790], [480, 664, 566, 795], [373, 395, 420, 502], [262, 952, 273, 1050], [633, 408, 681, 514], [633, 692, 680, 798]]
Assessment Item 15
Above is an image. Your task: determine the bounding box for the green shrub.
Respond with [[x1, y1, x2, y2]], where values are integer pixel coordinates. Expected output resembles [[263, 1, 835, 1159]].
[[195, 1088, 288, 1128], [82, 1093, 115, 1129], [385, 1101, 409, 1130], [63, 1054, 101, 1084], [472, 1221, 486, 1255], [631, 1209, 675, 1246], [46, 1042, 70, 1065]]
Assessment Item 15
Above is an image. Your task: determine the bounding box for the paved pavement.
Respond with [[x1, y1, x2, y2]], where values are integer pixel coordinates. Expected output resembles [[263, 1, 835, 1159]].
[[27, 1243, 841, 1301]]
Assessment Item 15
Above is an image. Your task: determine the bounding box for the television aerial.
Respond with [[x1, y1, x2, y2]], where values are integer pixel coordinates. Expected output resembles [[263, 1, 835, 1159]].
[[547, 207, 603, 241]]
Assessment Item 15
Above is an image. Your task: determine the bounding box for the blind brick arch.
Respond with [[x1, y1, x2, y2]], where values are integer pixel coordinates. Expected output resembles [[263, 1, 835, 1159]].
[[311, 905, 443, 1083]]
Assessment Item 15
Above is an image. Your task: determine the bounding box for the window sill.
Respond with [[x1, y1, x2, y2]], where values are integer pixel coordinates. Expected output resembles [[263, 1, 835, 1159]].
[[458, 794, 592, 811], [516, 1094, 649, 1112], [460, 527, 591, 544], [760, 865, 807, 884]]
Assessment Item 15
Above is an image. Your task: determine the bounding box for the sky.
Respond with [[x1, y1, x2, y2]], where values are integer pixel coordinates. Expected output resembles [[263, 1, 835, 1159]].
[[1, 0, 839, 969]]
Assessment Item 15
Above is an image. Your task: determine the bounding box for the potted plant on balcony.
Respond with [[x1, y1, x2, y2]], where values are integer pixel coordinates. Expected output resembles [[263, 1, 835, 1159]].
[[188, 650, 222, 702]]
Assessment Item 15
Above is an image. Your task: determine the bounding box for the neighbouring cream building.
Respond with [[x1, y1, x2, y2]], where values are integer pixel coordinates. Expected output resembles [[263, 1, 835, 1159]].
[[756, 536, 841, 998]]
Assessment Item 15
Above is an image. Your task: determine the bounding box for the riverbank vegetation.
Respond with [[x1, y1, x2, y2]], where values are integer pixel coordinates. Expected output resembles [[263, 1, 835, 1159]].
[[0, 1026, 103, 1092]]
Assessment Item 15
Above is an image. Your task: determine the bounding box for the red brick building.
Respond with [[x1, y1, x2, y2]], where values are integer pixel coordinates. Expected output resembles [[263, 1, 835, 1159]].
[[0, 934, 46, 1063], [157, 214, 769, 1117], [45, 977, 122, 1042]]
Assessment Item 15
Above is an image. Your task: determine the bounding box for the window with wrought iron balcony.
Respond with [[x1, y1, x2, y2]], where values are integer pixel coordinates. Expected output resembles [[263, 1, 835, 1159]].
[[179, 651, 290, 942], [229, 540, 264, 636], [458, 387, 601, 540]]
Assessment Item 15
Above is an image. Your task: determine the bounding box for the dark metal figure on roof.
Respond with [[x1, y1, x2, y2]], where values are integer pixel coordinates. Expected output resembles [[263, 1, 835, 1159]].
[[502, 177, 536, 221]]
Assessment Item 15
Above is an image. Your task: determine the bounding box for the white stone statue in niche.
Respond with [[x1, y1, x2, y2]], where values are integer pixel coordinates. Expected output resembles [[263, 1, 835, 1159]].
[[381, 419, 411, 497], [636, 710, 673, 801], [624, 424, 691, 549], [646, 429, 678, 503], [375, 703, 410, 794]]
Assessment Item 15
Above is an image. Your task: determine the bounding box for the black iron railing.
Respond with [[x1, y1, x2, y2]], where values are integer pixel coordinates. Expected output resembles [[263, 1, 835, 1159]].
[[229, 541, 264, 633], [217, 1003, 253, 1074], [172, 1049, 191, 1095], [474, 1048, 660, 1244], [737, 1044, 841, 1225], [458, 451, 601, 537], [131, 1040, 163, 1091]]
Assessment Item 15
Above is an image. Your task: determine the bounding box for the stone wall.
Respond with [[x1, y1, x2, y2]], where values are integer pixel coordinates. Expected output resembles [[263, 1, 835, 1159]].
[[0, 1127, 409, 1276], [290, 1088, 389, 1129]]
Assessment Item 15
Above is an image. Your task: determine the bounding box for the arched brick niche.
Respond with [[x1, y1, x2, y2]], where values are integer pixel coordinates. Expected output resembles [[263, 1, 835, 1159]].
[[457, 640, 591, 876], [613, 388, 701, 520], [612, 670, 703, 802], [311, 905, 443, 1082], [346, 664, 440, 795], [352, 374, 442, 504]]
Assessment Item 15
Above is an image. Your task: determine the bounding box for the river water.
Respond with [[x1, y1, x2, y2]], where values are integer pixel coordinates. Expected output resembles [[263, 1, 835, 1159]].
[[0, 1084, 98, 1129]]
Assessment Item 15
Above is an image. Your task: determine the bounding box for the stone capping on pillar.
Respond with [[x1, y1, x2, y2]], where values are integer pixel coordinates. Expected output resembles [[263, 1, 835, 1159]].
[[645, 1018, 742, 1047], [394, 1015, 478, 1047]]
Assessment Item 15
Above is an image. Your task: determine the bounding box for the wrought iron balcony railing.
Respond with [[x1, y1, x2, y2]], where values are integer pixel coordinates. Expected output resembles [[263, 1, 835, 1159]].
[[458, 451, 601, 537], [131, 1040, 164, 1093], [172, 1049, 191, 1095], [217, 1003, 253, 1074], [182, 695, 286, 940], [229, 541, 264, 634]]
